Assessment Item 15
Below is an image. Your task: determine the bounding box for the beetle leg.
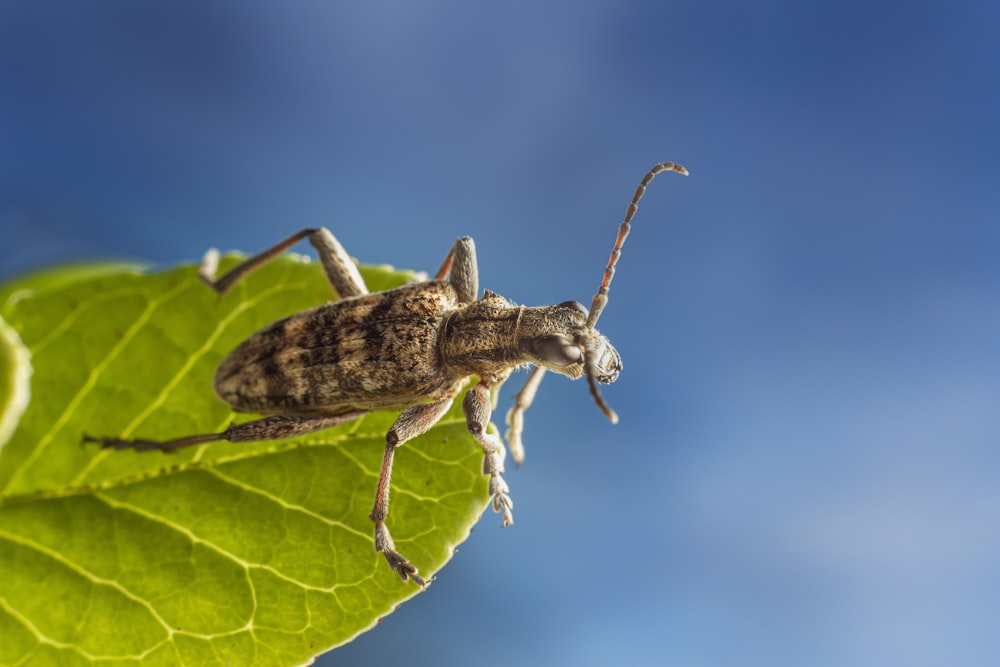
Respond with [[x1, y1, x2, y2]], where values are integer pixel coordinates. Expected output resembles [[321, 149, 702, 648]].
[[503, 366, 547, 466], [463, 382, 515, 527], [307, 228, 369, 298], [199, 227, 369, 299], [371, 395, 457, 586], [434, 237, 479, 304], [84, 410, 368, 452]]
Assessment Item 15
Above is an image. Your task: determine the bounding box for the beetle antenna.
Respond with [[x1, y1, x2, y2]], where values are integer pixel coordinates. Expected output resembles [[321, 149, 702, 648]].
[[586, 162, 688, 328]]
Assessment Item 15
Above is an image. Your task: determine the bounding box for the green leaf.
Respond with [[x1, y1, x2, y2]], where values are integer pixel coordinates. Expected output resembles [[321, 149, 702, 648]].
[[0, 263, 147, 318], [0, 257, 490, 666]]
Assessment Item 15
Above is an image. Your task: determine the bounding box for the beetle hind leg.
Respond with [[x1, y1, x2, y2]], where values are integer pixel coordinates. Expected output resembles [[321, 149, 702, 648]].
[[198, 227, 369, 299], [84, 410, 368, 452]]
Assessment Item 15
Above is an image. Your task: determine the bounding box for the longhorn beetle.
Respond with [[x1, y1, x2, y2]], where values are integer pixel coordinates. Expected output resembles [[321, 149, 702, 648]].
[[86, 162, 688, 585]]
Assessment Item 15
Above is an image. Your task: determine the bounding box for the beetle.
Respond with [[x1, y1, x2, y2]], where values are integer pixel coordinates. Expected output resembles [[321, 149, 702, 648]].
[[86, 162, 688, 585]]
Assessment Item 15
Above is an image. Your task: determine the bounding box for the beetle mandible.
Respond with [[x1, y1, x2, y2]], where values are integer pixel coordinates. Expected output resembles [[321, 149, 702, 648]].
[[86, 162, 688, 585]]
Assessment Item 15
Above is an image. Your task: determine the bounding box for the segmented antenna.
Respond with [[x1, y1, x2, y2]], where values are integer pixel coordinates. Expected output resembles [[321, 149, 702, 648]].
[[586, 162, 688, 328]]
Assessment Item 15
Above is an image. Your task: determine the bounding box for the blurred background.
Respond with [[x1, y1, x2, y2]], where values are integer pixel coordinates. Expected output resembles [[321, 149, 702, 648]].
[[1, 2, 998, 666]]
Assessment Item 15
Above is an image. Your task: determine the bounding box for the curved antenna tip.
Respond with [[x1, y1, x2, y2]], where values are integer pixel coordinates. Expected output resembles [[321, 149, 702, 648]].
[[657, 162, 689, 176], [587, 161, 689, 328]]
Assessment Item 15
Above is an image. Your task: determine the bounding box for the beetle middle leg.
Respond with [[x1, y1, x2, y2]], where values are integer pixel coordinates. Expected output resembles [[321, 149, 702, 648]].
[[435, 236, 479, 304], [503, 366, 547, 466], [199, 227, 369, 299], [463, 382, 515, 526], [371, 394, 460, 585]]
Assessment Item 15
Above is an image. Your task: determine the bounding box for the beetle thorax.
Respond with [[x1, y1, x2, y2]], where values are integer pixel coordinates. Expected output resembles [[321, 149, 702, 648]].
[[438, 292, 525, 385]]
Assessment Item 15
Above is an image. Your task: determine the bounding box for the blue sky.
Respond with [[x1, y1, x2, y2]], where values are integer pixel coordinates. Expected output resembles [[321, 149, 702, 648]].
[[2, 2, 999, 666]]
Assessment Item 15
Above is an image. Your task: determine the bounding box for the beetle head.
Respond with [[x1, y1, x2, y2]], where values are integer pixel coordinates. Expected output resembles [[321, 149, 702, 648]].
[[525, 300, 623, 423]]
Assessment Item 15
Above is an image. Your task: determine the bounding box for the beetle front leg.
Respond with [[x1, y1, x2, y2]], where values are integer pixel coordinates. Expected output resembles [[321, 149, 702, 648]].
[[371, 395, 457, 585], [463, 382, 515, 527], [504, 366, 547, 466], [199, 227, 369, 299]]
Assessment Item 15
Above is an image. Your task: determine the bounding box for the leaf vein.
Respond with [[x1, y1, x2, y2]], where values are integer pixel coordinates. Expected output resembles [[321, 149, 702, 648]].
[[94, 491, 352, 595], [28, 283, 150, 357], [71, 277, 301, 485], [0, 528, 174, 636], [3, 278, 191, 495], [0, 596, 102, 662], [205, 468, 372, 541]]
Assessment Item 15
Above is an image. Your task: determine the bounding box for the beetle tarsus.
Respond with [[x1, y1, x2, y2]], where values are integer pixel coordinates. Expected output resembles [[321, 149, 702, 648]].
[[487, 466, 515, 526], [383, 549, 426, 587], [374, 520, 428, 586]]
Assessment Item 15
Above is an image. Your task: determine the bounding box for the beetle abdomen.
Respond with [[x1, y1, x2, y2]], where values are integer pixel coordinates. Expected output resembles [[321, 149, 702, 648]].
[[215, 281, 459, 413]]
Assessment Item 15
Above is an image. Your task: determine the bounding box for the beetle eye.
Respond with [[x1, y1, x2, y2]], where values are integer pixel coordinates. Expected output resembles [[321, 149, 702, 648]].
[[533, 335, 583, 366], [558, 300, 588, 316]]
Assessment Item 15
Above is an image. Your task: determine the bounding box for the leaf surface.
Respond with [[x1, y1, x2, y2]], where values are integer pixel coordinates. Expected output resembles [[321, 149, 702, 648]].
[[0, 257, 489, 666]]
